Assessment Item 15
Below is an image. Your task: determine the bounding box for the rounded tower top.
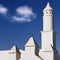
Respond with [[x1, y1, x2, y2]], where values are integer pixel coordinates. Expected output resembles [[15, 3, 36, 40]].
[[43, 2, 53, 12]]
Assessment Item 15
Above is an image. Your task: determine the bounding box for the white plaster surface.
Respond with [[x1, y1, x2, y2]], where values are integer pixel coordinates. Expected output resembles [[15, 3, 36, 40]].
[[0, 2, 59, 60]]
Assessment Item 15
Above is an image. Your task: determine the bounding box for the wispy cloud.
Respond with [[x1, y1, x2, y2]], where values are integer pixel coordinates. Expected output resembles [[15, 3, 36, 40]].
[[0, 5, 8, 14], [12, 6, 36, 23], [0, 5, 36, 23]]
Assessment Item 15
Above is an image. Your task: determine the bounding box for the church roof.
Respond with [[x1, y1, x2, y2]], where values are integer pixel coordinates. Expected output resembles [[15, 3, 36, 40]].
[[43, 2, 53, 11], [10, 45, 21, 53], [25, 37, 39, 47], [11, 46, 18, 52]]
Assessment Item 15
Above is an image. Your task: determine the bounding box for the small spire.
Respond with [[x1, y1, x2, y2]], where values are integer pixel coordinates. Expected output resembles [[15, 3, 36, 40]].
[[47, 2, 50, 7], [43, 2, 53, 11], [30, 32, 34, 37]]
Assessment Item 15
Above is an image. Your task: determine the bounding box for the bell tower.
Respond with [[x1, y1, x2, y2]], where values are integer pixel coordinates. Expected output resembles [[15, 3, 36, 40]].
[[43, 2, 54, 31], [41, 2, 56, 51]]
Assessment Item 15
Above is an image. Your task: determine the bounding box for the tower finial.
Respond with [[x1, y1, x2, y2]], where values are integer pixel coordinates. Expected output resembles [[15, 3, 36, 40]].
[[30, 32, 34, 37], [47, 2, 50, 7], [43, 2, 53, 11]]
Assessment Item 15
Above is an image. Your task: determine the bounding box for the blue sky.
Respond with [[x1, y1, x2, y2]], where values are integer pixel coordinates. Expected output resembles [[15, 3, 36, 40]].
[[0, 0, 60, 54]]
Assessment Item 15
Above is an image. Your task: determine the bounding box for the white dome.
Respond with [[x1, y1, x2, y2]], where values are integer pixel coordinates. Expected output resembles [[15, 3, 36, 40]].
[[43, 2, 53, 11]]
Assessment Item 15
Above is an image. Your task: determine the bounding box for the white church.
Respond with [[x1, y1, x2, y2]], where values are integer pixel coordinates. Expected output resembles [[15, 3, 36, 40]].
[[0, 2, 60, 60]]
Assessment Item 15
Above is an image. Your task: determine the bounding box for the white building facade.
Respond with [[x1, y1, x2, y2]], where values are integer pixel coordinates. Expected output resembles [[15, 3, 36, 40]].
[[0, 2, 60, 60]]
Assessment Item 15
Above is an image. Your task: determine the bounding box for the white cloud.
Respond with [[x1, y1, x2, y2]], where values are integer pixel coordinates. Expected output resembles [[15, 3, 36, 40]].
[[0, 5, 36, 23], [13, 16, 31, 22], [0, 5, 8, 14], [12, 6, 36, 23]]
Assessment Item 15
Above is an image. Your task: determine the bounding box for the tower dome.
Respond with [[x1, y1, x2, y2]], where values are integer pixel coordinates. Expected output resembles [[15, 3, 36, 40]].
[[43, 2, 53, 12]]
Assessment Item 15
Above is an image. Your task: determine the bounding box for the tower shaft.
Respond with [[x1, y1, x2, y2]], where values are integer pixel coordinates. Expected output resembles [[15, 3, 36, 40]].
[[41, 2, 56, 51]]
